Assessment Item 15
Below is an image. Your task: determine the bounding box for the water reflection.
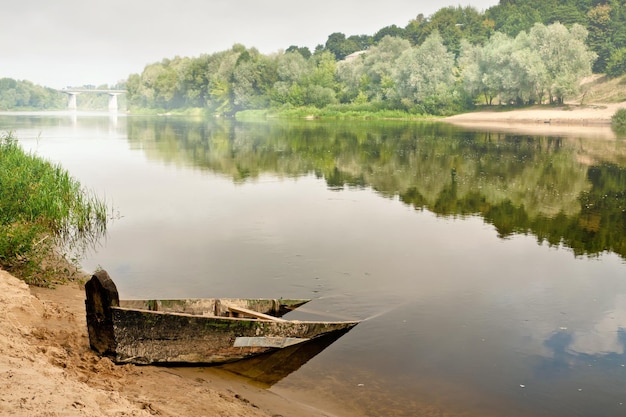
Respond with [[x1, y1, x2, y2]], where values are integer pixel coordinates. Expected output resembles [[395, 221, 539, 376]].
[[126, 117, 626, 261], [217, 329, 353, 387]]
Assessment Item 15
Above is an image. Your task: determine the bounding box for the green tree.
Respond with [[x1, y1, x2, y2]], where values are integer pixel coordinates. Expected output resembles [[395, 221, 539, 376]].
[[587, 3, 614, 73], [359, 36, 412, 104], [324, 32, 361, 60], [606, 47, 626, 77], [528, 23, 596, 103], [272, 51, 310, 106], [478, 32, 518, 104], [305, 51, 338, 107], [486, 3, 542, 37], [394, 32, 456, 113], [0, 78, 65, 110], [285, 45, 312, 59], [373, 25, 405, 42]]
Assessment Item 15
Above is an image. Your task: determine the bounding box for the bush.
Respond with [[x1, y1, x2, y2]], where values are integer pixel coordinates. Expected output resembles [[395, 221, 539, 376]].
[[611, 108, 626, 129]]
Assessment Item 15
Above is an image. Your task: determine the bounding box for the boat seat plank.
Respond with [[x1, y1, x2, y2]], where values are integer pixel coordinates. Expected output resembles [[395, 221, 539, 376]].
[[228, 306, 287, 322]]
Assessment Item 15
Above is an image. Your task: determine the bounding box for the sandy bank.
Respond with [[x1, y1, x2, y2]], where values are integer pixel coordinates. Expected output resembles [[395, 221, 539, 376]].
[[0, 269, 346, 417], [444, 102, 626, 138]]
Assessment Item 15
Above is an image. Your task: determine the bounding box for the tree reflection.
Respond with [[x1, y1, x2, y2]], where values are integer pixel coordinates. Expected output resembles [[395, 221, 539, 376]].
[[126, 117, 626, 260]]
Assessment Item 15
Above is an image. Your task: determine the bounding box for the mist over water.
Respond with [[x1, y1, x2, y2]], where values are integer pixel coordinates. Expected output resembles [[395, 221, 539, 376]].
[[3, 113, 626, 416]]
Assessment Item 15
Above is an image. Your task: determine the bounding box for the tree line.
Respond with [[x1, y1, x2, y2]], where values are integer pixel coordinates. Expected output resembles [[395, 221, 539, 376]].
[[2, 1, 621, 113], [322, 1, 626, 76], [127, 21, 595, 115], [0, 80, 127, 111], [0, 78, 65, 110]]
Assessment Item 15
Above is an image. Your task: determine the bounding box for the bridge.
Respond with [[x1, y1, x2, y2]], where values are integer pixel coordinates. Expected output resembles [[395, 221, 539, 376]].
[[60, 89, 127, 112]]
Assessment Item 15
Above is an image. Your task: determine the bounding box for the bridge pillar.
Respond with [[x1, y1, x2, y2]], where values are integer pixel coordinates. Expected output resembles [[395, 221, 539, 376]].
[[67, 92, 80, 110], [108, 93, 121, 112]]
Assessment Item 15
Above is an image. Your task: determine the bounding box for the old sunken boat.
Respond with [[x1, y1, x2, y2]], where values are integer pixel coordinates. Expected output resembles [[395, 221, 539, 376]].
[[85, 270, 359, 365]]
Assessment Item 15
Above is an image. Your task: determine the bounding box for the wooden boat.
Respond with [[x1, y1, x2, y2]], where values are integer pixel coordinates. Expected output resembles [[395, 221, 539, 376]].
[[85, 270, 359, 365]]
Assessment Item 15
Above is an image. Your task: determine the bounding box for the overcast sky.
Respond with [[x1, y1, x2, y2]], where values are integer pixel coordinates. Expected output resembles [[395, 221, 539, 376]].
[[1, 0, 499, 89]]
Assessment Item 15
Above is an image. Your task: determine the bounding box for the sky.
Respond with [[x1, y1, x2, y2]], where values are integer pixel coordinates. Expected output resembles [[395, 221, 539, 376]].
[[1, 0, 499, 89]]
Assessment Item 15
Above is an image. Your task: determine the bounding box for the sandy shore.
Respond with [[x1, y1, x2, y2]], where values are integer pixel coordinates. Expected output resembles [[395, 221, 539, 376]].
[[444, 102, 626, 138], [0, 269, 348, 417]]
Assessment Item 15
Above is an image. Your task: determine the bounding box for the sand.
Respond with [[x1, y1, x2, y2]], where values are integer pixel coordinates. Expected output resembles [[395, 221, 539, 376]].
[[0, 269, 345, 417], [443, 102, 626, 138]]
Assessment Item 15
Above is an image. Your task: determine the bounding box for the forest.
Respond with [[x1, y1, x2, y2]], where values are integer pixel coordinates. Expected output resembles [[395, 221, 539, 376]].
[[125, 20, 595, 115], [0, 78, 65, 110], [125, 0, 619, 115], [3, 0, 626, 115]]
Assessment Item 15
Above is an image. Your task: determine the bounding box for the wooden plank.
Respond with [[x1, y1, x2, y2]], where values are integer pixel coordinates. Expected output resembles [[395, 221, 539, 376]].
[[228, 306, 287, 322]]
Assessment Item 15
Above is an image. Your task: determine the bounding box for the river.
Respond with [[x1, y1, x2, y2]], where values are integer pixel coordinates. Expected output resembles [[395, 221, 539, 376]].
[[3, 112, 626, 416]]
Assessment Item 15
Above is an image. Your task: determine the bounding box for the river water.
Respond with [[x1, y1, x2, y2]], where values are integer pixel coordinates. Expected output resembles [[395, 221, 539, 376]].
[[3, 112, 626, 416]]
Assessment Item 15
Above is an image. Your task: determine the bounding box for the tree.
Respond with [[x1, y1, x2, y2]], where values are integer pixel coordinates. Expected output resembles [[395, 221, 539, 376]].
[[411, 7, 464, 55], [606, 47, 626, 77], [0, 78, 65, 110], [373, 25, 405, 42], [285, 45, 312, 59], [404, 14, 428, 46], [587, 3, 614, 73], [362, 36, 412, 103], [206, 49, 240, 114], [179, 55, 210, 107], [528, 23, 596, 103], [394, 32, 456, 113], [305, 51, 338, 107], [510, 31, 549, 104], [272, 51, 311, 106], [228, 48, 278, 111], [546, 4, 586, 26], [324, 32, 361, 60], [486, 3, 542, 37]]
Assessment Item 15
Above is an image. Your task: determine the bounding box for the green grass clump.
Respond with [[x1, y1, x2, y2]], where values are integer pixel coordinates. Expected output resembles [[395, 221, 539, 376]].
[[612, 108, 626, 129], [0, 132, 111, 285], [234, 104, 437, 121]]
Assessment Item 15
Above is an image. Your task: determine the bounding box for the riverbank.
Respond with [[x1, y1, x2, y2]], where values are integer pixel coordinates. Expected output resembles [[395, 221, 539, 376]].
[[444, 102, 626, 137], [0, 268, 351, 417]]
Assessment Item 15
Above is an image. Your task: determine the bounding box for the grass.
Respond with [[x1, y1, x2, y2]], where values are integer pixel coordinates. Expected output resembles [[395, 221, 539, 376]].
[[235, 104, 436, 121], [576, 74, 626, 104], [612, 108, 626, 131], [0, 132, 111, 286]]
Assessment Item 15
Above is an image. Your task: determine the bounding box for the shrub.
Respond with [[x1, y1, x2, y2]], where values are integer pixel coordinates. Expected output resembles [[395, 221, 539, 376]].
[[611, 108, 626, 129]]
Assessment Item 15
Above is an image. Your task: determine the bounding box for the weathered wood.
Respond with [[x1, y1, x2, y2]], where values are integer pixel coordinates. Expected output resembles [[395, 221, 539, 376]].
[[85, 270, 119, 356], [227, 306, 287, 322], [109, 307, 357, 364], [84, 270, 359, 365]]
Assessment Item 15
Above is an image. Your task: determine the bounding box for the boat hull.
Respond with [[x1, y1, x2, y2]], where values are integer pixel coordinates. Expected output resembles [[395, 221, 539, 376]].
[[85, 270, 358, 365], [110, 307, 357, 364]]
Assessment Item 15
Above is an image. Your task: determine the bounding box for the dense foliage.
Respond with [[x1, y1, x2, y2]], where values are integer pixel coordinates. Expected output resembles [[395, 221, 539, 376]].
[[7, 1, 625, 114], [125, 0, 626, 115], [127, 21, 596, 116], [612, 107, 626, 128], [0, 133, 110, 285], [0, 78, 65, 110], [0, 79, 127, 111]]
